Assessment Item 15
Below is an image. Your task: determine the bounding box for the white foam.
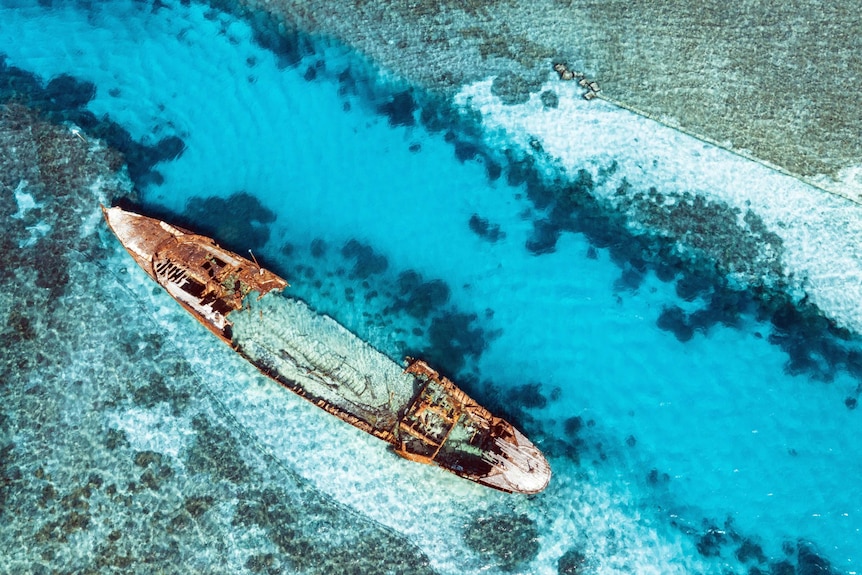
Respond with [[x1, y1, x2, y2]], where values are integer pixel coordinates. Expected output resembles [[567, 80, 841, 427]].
[[454, 78, 862, 333]]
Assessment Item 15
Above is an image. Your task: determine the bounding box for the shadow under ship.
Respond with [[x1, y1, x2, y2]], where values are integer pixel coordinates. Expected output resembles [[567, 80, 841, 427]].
[[102, 205, 551, 494]]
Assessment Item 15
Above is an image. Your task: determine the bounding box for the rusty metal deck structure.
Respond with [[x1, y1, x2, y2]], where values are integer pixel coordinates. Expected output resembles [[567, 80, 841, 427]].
[[102, 205, 551, 494]]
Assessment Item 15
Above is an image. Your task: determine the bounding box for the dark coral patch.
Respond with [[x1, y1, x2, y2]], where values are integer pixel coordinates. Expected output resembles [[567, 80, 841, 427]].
[[796, 543, 834, 575], [736, 538, 767, 564], [607, 235, 649, 272], [0, 55, 42, 97], [505, 151, 541, 189], [614, 265, 644, 292], [180, 191, 276, 253], [469, 214, 505, 242], [695, 526, 727, 557], [336, 67, 356, 96], [647, 468, 670, 485], [541, 89, 559, 109], [424, 312, 485, 373], [403, 279, 450, 318], [7, 310, 37, 341], [377, 90, 417, 127], [454, 140, 481, 163], [185, 415, 252, 484], [0, 443, 18, 513], [767, 301, 847, 381], [184, 495, 215, 518], [507, 382, 548, 409], [452, 140, 502, 180], [502, 148, 862, 387], [656, 306, 694, 342], [554, 169, 596, 217], [557, 548, 586, 574], [39, 74, 96, 111], [688, 288, 751, 331], [655, 261, 679, 282], [34, 248, 70, 298], [103, 428, 129, 451], [770, 560, 795, 575], [341, 239, 389, 279], [676, 270, 716, 301], [310, 238, 327, 258], [391, 270, 451, 319], [249, 15, 308, 69], [526, 219, 561, 255], [564, 416, 583, 437], [523, 170, 610, 256], [134, 450, 174, 491], [463, 512, 540, 572]]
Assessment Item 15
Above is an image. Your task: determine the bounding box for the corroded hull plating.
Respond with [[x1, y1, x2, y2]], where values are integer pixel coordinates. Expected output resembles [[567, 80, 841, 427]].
[[102, 206, 551, 494]]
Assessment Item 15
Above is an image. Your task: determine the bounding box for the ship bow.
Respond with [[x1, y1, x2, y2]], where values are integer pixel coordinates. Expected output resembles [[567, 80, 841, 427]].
[[102, 205, 186, 272]]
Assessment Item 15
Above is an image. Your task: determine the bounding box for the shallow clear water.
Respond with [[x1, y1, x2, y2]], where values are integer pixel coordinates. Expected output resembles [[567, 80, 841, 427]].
[[2, 0, 860, 573]]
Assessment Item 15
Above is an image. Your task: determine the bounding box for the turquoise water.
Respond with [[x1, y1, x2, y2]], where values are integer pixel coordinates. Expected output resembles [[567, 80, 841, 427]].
[[1, 0, 860, 572]]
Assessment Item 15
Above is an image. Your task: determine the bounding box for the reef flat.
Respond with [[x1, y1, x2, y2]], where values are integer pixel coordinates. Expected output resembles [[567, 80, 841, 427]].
[[234, 0, 862, 197]]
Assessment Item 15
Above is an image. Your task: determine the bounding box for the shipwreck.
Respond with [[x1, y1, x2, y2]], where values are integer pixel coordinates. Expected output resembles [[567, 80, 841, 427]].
[[102, 205, 551, 494]]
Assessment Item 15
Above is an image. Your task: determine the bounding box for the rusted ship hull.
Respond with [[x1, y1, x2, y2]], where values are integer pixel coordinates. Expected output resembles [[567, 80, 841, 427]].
[[102, 205, 551, 494]]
